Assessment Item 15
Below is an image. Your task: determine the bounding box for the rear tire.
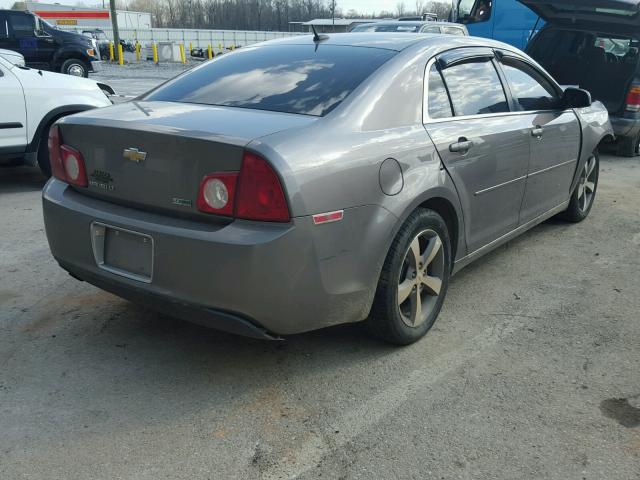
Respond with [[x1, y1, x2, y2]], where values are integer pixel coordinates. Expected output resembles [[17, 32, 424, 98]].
[[61, 58, 89, 77], [366, 209, 451, 345], [616, 133, 640, 157], [36, 124, 52, 178], [558, 151, 599, 223]]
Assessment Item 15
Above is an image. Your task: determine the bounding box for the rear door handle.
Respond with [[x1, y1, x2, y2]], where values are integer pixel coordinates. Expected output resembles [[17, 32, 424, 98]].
[[531, 126, 544, 138], [449, 139, 474, 153]]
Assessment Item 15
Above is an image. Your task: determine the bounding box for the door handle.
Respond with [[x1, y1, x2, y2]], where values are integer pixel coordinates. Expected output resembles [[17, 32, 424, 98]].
[[449, 138, 474, 153], [531, 126, 544, 138]]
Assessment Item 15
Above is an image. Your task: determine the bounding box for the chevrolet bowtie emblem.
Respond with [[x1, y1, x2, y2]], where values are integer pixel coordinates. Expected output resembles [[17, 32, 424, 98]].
[[123, 148, 147, 163]]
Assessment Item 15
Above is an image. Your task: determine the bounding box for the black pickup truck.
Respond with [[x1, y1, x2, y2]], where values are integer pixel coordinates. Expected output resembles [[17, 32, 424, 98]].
[[0, 10, 101, 77]]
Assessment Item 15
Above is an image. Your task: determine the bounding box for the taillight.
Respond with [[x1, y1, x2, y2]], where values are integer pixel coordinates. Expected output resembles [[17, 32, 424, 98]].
[[61, 145, 88, 187], [625, 85, 640, 112], [197, 173, 238, 216], [48, 125, 88, 187], [197, 151, 290, 222], [235, 152, 290, 222]]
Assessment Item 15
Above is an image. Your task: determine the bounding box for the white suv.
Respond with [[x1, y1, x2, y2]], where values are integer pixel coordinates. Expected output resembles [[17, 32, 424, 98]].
[[0, 49, 112, 176]]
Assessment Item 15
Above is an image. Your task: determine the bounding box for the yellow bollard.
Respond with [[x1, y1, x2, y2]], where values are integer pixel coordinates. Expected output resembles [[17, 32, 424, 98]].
[[207, 44, 212, 60], [118, 43, 124, 65], [135, 42, 140, 62], [152, 42, 158, 64], [219, 43, 223, 53], [179, 43, 186, 64], [108, 42, 114, 62], [189, 42, 193, 53]]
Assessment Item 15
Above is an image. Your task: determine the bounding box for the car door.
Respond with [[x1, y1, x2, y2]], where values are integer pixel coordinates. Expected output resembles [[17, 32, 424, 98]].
[[0, 58, 27, 152], [424, 48, 532, 253], [496, 54, 581, 222]]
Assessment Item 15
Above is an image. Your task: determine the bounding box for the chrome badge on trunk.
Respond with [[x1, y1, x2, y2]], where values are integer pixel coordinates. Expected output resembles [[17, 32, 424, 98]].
[[123, 148, 147, 163]]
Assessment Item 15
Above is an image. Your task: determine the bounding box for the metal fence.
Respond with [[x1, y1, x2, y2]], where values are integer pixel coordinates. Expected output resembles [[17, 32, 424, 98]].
[[59, 26, 305, 49]]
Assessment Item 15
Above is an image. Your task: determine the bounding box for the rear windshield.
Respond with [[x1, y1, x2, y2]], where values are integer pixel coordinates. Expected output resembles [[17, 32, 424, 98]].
[[352, 24, 421, 32], [144, 44, 396, 116]]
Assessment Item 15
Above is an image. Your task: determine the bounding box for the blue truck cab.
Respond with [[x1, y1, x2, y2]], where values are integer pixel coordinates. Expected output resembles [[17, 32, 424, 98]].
[[455, 0, 542, 49]]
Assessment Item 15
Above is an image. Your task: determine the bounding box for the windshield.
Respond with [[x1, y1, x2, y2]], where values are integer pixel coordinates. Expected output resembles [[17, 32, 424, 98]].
[[144, 45, 396, 116]]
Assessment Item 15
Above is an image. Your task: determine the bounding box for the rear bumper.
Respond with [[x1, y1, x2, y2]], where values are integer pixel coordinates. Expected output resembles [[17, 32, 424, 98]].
[[610, 114, 640, 138], [42, 179, 396, 336]]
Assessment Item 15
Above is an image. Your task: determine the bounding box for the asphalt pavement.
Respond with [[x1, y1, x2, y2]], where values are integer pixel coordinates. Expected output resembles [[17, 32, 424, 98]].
[[0, 154, 638, 479]]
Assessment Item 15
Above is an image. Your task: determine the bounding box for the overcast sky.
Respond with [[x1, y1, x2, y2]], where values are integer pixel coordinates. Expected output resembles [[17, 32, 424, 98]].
[[0, 0, 409, 14]]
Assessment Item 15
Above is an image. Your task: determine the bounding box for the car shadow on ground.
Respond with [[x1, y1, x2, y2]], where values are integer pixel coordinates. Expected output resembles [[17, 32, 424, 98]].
[[0, 166, 47, 193]]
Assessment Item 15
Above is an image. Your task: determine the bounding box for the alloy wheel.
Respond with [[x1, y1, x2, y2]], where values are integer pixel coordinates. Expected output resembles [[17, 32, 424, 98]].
[[397, 229, 445, 328], [577, 155, 597, 213], [68, 64, 85, 77]]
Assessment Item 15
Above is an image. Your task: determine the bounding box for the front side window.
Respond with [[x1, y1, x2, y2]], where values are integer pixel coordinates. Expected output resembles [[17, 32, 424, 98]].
[[457, 0, 492, 24], [441, 59, 508, 116], [500, 59, 558, 111], [145, 45, 396, 117], [427, 64, 453, 119]]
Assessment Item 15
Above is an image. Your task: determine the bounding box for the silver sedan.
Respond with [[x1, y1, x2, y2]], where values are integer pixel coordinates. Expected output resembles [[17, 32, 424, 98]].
[[42, 33, 613, 344]]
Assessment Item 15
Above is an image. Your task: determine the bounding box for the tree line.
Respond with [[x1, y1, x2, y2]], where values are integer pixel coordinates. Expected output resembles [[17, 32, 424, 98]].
[[115, 0, 453, 31]]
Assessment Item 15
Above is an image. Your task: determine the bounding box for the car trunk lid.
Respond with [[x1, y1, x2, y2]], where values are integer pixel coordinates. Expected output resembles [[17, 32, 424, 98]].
[[518, 0, 640, 33], [57, 101, 316, 220]]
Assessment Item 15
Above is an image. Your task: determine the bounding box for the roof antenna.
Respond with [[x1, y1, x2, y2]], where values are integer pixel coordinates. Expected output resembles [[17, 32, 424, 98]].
[[311, 25, 329, 42]]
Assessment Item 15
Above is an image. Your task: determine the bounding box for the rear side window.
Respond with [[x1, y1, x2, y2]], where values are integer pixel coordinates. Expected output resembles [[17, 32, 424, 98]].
[[500, 59, 558, 111], [441, 59, 509, 116], [145, 45, 396, 117], [0, 14, 8, 38], [9, 13, 35, 38], [443, 27, 465, 36], [427, 65, 453, 119], [423, 26, 442, 34]]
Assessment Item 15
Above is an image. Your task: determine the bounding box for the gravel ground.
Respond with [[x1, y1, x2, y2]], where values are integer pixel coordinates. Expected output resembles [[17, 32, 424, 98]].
[[92, 61, 194, 97], [0, 155, 639, 479]]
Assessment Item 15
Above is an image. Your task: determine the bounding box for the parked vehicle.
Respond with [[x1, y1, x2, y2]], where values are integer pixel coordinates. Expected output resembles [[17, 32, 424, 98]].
[[81, 29, 110, 61], [455, 0, 542, 49], [399, 13, 439, 21], [0, 47, 25, 66], [42, 34, 612, 344], [351, 21, 469, 35], [0, 9, 102, 77], [0, 51, 112, 176], [523, 0, 640, 156]]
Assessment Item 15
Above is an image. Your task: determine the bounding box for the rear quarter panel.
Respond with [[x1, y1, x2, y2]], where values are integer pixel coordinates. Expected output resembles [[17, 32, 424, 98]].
[[250, 43, 468, 263]]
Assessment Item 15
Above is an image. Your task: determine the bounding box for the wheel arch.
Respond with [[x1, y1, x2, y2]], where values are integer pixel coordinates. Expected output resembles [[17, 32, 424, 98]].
[[53, 51, 90, 73], [388, 187, 467, 270], [26, 104, 96, 154]]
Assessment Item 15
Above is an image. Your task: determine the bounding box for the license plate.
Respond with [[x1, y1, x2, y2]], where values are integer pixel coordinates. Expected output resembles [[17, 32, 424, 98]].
[[91, 223, 153, 283]]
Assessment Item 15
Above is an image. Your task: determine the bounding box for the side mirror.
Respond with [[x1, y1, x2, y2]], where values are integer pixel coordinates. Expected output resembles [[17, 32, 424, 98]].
[[563, 87, 592, 108]]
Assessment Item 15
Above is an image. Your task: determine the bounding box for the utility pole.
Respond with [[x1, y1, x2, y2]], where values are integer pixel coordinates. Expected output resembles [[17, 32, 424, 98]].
[[330, 0, 336, 31], [109, 0, 121, 62]]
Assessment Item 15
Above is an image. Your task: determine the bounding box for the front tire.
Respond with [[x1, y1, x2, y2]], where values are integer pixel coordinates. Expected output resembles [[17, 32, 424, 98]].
[[616, 133, 640, 157], [558, 151, 599, 223], [61, 58, 89, 77], [367, 209, 451, 345]]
